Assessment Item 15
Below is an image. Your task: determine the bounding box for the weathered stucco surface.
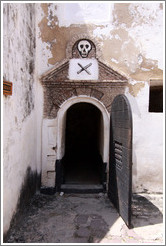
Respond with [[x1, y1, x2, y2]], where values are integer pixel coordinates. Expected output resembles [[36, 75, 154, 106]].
[[3, 1, 163, 238], [36, 2, 163, 193], [37, 2, 163, 83], [3, 3, 37, 235]]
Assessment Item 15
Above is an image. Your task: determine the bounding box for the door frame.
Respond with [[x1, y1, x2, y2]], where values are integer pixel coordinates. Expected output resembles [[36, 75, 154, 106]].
[[55, 96, 110, 191], [56, 96, 110, 163]]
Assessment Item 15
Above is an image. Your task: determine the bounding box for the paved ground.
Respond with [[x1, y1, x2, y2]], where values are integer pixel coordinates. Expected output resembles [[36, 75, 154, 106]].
[[5, 192, 164, 244]]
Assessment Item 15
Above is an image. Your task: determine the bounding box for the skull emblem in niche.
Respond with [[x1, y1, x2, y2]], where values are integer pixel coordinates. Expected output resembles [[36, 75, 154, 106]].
[[77, 40, 92, 58]]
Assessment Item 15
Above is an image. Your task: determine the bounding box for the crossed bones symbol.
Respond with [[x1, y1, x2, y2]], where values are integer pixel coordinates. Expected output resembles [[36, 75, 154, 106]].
[[77, 63, 92, 75]]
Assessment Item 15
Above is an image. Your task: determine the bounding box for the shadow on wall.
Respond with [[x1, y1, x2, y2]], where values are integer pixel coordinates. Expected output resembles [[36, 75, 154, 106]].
[[3, 167, 41, 242]]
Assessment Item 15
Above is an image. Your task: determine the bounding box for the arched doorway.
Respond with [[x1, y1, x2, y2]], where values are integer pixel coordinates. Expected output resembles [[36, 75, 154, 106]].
[[63, 102, 103, 185], [56, 96, 110, 193]]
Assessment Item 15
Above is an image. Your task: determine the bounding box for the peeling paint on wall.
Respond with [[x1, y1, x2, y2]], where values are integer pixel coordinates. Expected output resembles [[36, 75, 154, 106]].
[[128, 82, 145, 97], [36, 2, 163, 195], [128, 3, 163, 69], [37, 2, 163, 85], [3, 2, 163, 237], [38, 4, 97, 65]]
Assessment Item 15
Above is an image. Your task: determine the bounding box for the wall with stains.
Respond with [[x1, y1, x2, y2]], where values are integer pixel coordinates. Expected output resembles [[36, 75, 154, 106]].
[[3, 2, 164, 236], [36, 3, 163, 77], [3, 3, 38, 235], [36, 2, 163, 192]]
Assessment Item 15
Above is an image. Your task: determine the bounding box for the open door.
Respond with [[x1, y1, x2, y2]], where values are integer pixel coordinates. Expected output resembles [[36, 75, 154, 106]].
[[108, 94, 132, 228]]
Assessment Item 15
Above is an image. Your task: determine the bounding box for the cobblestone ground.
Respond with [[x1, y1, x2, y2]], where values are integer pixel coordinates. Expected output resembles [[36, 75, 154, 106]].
[[5, 192, 163, 244]]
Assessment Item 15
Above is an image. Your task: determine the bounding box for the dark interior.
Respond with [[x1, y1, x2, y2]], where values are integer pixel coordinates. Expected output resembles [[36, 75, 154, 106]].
[[63, 102, 103, 185]]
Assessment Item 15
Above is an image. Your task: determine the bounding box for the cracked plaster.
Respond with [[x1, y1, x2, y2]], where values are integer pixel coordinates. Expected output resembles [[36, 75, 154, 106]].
[[37, 2, 163, 90]]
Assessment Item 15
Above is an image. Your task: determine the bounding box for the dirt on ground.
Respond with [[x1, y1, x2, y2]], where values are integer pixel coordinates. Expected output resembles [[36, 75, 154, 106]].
[[4, 192, 163, 244]]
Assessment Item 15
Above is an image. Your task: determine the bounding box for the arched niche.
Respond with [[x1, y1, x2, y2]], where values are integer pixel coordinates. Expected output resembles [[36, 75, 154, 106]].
[[56, 96, 110, 164]]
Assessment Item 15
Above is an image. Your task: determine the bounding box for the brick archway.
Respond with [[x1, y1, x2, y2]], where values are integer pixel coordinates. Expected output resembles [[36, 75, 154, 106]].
[[40, 37, 128, 193]]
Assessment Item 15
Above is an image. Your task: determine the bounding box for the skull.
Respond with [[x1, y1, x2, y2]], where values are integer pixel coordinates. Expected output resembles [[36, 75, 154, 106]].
[[77, 40, 92, 58]]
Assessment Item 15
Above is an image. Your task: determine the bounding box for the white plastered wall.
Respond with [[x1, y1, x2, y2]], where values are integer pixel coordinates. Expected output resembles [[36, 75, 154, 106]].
[[125, 82, 163, 192], [37, 2, 163, 192], [3, 1, 164, 238], [3, 3, 37, 234]]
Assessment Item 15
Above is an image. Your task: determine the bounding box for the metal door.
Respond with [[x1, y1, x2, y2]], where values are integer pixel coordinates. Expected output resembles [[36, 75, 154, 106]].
[[108, 94, 132, 228]]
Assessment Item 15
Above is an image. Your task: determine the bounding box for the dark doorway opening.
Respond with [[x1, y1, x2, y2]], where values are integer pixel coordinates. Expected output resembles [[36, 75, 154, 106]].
[[63, 102, 103, 186]]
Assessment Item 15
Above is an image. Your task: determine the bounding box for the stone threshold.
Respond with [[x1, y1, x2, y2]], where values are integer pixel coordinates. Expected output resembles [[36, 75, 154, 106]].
[[60, 184, 104, 193]]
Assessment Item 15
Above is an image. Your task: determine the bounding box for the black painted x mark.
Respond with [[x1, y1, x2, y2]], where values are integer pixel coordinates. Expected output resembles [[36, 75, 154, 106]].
[[77, 63, 92, 75]]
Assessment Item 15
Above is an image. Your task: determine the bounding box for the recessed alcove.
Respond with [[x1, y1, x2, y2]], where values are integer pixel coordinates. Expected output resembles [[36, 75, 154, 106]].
[[63, 102, 103, 185]]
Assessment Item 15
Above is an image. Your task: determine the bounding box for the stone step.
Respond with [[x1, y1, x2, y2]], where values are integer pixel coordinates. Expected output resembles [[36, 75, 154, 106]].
[[60, 184, 104, 193]]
